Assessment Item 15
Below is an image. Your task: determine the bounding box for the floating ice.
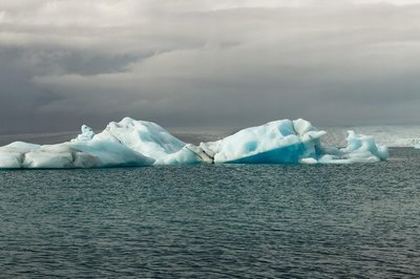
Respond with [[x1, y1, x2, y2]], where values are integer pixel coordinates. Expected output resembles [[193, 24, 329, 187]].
[[322, 126, 420, 148], [0, 117, 388, 169], [77, 117, 201, 165], [0, 117, 202, 169], [0, 142, 40, 169], [317, 131, 389, 164], [199, 119, 326, 164], [0, 139, 153, 169], [199, 119, 388, 164]]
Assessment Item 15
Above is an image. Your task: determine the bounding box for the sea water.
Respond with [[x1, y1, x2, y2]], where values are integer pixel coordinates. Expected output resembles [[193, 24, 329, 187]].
[[1, 148, 420, 278]]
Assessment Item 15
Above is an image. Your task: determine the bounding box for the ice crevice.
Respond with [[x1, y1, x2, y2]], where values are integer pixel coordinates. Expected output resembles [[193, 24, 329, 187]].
[[0, 117, 389, 169]]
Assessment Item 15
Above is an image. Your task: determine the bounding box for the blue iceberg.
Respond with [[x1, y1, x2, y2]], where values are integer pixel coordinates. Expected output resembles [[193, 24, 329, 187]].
[[0, 117, 388, 169]]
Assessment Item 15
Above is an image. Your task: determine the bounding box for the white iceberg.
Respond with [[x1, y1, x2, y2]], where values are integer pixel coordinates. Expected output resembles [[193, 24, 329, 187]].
[[0, 117, 189, 169], [199, 119, 388, 165], [321, 125, 420, 148], [0, 139, 154, 169], [199, 119, 326, 164], [0, 117, 388, 169], [317, 131, 389, 164], [73, 117, 201, 165]]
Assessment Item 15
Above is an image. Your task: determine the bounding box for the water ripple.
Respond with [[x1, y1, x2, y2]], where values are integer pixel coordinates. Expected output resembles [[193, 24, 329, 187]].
[[1, 148, 420, 278]]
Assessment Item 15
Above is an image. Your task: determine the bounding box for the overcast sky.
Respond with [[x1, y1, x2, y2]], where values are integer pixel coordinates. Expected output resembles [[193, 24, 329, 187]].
[[1, 0, 420, 133]]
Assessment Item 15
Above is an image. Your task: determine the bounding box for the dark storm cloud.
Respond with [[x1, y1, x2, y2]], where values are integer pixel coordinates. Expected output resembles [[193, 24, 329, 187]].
[[1, 0, 420, 133]]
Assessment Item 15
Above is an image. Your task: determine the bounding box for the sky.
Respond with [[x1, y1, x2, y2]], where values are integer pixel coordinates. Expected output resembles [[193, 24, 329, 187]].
[[1, 0, 420, 133]]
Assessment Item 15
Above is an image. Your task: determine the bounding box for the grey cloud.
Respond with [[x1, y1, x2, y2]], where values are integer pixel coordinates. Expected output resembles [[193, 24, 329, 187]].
[[1, 0, 420, 134]]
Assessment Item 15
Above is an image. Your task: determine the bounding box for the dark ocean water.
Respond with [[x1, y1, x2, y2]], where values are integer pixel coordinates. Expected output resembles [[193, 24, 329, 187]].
[[1, 148, 420, 278]]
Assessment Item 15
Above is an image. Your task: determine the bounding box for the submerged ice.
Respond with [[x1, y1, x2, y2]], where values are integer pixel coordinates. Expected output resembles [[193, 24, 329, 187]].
[[0, 117, 388, 169]]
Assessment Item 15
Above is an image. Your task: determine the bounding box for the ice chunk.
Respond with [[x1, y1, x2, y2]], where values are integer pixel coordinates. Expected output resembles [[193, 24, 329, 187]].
[[198, 120, 388, 165], [0, 117, 388, 168], [199, 119, 326, 164], [184, 144, 214, 164], [71, 139, 154, 168], [318, 130, 388, 164], [23, 144, 75, 168], [91, 117, 201, 164], [0, 142, 40, 168], [0, 126, 154, 169], [323, 125, 420, 148], [342, 130, 388, 160], [0, 140, 154, 169], [300, 157, 318, 164], [0, 118, 199, 168], [72, 124, 95, 142]]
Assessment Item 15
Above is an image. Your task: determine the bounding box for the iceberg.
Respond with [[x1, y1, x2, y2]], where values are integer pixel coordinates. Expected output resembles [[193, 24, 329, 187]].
[[317, 131, 389, 164], [199, 119, 326, 164], [199, 119, 389, 164], [0, 117, 202, 169], [0, 117, 388, 169], [321, 126, 420, 148], [74, 117, 201, 165], [0, 138, 154, 169]]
